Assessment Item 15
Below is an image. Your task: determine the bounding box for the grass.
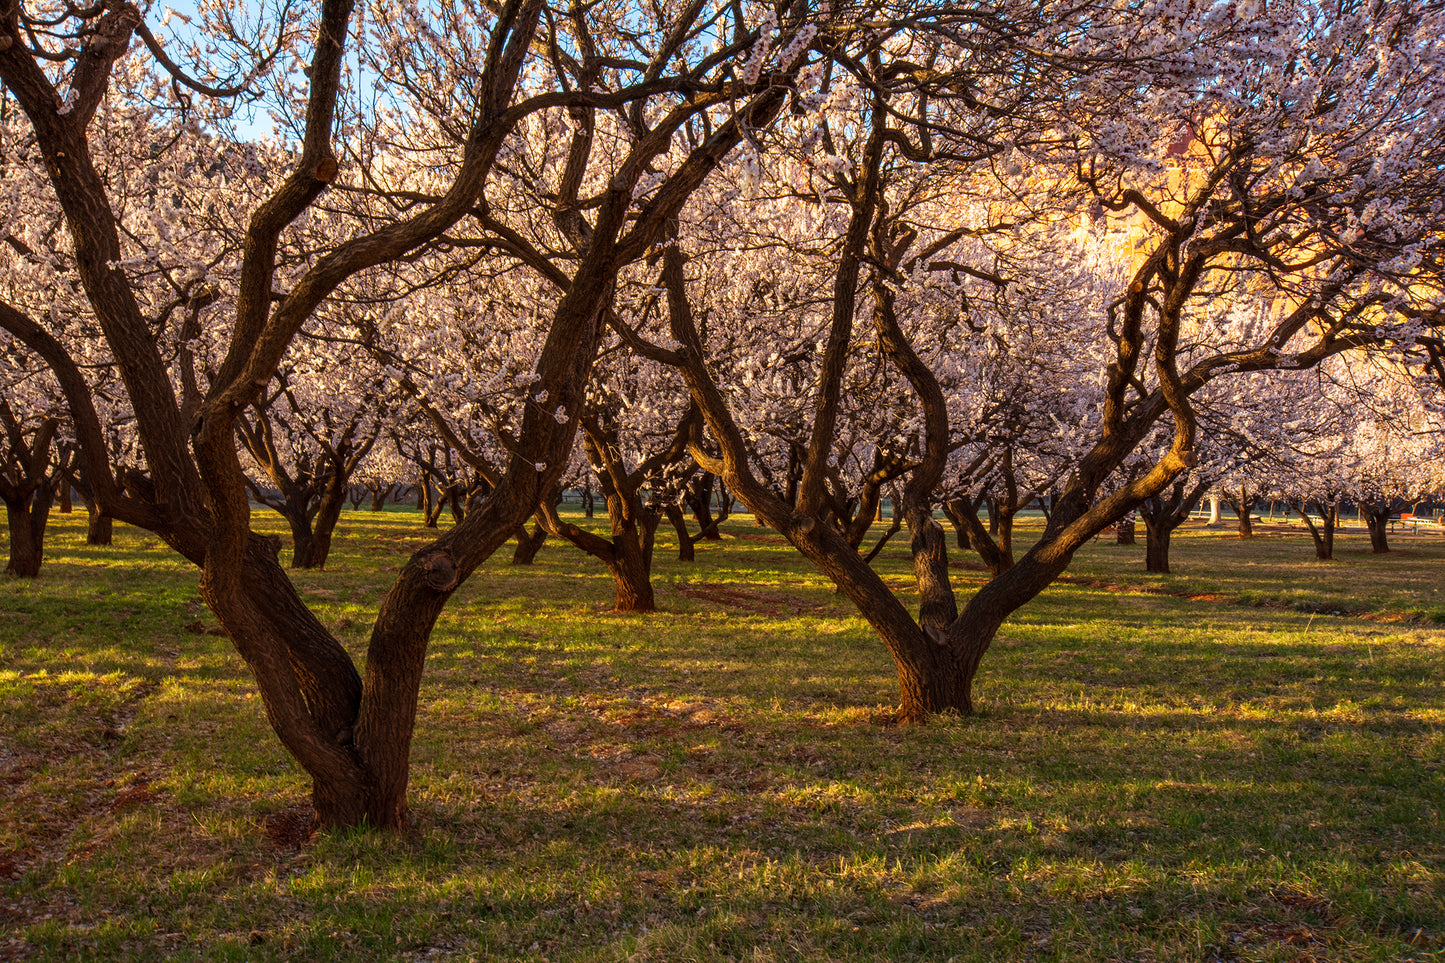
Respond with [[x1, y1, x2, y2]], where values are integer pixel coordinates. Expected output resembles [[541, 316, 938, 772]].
[[1, 508, 1442, 962]]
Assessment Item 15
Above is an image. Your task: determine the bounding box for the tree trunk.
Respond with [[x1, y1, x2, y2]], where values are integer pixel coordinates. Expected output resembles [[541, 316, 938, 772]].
[[304, 477, 350, 570], [606, 502, 659, 612], [511, 523, 547, 565], [1115, 515, 1137, 545], [73, 484, 113, 545], [3, 487, 53, 577], [1298, 500, 1336, 560], [423, 488, 445, 528], [86, 508, 113, 546], [609, 548, 656, 612], [285, 502, 323, 569], [1144, 521, 1171, 573], [891, 625, 979, 720], [687, 474, 719, 541], [1363, 508, 1391, 554], [1226, 488, 1258, 538], [908, 510, 957, 633], [664, 503, 696, 561]]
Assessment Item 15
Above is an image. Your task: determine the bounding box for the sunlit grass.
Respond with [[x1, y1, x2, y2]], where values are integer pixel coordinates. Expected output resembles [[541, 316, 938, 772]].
[[0, 507, 1442, 960]]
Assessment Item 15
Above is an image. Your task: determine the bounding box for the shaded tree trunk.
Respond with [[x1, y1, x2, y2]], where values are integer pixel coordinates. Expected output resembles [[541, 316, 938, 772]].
[[686, 473, 720, 541], [1362, 503, 1391, 554], [941, 496, 1014, 575], [368, 482, 396, 511], [664, 503, 697, 561], [0, 408, 59, 577], [1224, 486, 1259, 539], [1139, 478, 1209, 575], [3, 485, 55, 577], [1143, 526, 1170, 573], [1295, 498, 1337, 560], [610, 515, 658, 611], [87, 509, 113, 546], [511, 523, 547, 565], [67, 470, 114, 546]]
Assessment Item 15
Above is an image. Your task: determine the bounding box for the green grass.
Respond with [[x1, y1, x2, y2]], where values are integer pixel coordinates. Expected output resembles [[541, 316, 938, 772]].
[[1, 509, 1443, 961]]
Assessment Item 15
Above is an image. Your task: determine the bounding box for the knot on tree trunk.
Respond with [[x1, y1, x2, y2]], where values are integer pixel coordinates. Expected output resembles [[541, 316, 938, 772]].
[[420, 550, 459, 592]]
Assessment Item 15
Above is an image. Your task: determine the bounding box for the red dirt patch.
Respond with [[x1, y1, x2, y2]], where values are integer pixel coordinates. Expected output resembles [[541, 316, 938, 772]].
[[672, 581, 832, 617], [109, 781, 158, 813], [264, 806, 314, 849]]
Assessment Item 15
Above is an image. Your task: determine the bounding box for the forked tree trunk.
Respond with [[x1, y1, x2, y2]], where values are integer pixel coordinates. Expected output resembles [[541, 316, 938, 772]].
[[1297, 500, 1336, 560], [602, 502, 659, 612], [1138, 480, 1206, 575], [423, 489, 445, 528], [511, 523, 547, 565], [892, 627, 979, 719], [542, 487, 660, 611], [1225, 488, 1259, 538], [1363, 507, 1391, 554]]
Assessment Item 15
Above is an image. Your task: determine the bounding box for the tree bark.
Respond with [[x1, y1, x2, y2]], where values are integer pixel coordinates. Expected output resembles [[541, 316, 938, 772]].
[[664, 503, 697, 561], [511, 523, 547, 565], [1225, 487, 1259, 538], [87, 508, 114, 546], [1296, 498, 1337, 560], [3, 486, 54, 577], [1139, 478, 1207, 575], [1363, 505, 1391, 554], [1144, 522, 1171, 573]]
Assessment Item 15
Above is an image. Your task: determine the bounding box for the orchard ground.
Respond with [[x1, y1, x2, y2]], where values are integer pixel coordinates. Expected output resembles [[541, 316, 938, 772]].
[[1, 509, 1442, 962]]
